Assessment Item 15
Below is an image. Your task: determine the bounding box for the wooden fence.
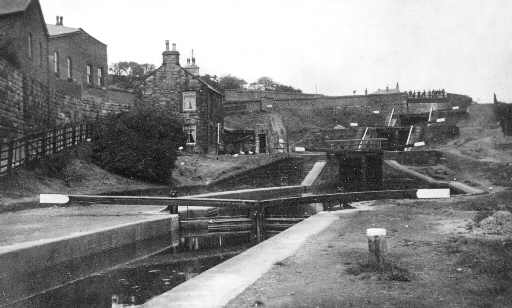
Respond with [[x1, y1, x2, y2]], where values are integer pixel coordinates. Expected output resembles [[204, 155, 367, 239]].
[[0, 123, 93, 176]]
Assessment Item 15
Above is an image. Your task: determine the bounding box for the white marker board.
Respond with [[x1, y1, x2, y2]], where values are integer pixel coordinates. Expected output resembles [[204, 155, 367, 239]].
[[40, 194, 70, 204], [416, 189, 450, 199]]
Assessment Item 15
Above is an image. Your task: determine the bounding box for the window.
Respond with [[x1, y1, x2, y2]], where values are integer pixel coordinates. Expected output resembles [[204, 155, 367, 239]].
[[182, 91, 196, 111], [66, 57, 72, 79], [184, 125, 197, 145], [53, 51, 59, 75], [97, 67, 103, 86], [86, 64, 93, 85], [39, 42, 43, 67], [27, 33, 32, 58]]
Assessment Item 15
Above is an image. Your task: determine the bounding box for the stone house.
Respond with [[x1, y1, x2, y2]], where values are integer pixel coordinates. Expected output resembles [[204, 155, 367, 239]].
[[141, 42, 224, 154], [47, 16, 108, 94], [0, 0, 50, 87]]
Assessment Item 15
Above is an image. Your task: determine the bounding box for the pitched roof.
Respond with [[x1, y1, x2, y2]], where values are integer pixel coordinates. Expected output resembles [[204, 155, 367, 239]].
[[46, 24, 81, 36], [178, 66, 222, 95], [0, 0, 31, 16], [47, 24, 106, 46]]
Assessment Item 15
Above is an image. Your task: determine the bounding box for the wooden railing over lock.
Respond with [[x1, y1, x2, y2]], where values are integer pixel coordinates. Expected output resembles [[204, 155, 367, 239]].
[[0, 123, 93, 176]]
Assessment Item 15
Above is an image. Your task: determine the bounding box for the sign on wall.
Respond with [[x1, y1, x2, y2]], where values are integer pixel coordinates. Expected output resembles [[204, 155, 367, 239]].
[[183, 92, 196, 111]]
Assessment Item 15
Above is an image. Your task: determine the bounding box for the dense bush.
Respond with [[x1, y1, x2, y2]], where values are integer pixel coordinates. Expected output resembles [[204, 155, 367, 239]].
[[92, 106, 185, 183]]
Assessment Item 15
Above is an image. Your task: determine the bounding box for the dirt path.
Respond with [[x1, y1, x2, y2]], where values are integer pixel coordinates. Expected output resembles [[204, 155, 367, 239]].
[[226, 196, 512, 308], [269, 113, 287, 145]]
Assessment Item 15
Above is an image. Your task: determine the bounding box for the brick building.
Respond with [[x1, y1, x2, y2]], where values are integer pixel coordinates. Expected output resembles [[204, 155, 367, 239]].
[[47, 16, 107, 93], [141, 42, 224, 153], [0, 0, 50, 87]]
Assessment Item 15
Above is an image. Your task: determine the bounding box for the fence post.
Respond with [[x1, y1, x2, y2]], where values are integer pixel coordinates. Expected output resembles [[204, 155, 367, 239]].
[[72, 125, 76, 146], [41, 130, 47, 158], [86, 123, 90, 140], [24, 136, 29, 165], [7, 140, 13, 174], [52, 128, 57, 154]]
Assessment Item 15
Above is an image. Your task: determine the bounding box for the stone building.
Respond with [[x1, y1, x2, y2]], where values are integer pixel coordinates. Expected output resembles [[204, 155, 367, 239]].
[[0, 0, 50, 87], [0, 0, 54, 137], [142, 42, 224, 154], [47, 16, 108, 93]]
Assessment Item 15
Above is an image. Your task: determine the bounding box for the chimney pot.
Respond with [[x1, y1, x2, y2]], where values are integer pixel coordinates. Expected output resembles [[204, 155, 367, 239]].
[[172, 43, 176, 51], [56, 16, 59, 25], [60, 16, 63, 25], [165, 40, 169, 51]]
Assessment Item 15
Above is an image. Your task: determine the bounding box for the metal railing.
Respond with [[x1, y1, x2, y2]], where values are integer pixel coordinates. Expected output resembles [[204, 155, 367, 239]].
[[323, 138, 387, 152]]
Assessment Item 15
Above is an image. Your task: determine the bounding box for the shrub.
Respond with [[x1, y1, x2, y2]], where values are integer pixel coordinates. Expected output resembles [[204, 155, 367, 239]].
[[92, 106, 185, 183]]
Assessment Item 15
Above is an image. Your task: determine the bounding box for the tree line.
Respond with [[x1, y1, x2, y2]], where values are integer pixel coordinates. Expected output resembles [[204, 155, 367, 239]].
[[109, 61, 301, 93]]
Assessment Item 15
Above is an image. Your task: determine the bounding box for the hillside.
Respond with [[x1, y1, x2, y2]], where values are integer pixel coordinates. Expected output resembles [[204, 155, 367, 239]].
[[437, 103, 512, 162]]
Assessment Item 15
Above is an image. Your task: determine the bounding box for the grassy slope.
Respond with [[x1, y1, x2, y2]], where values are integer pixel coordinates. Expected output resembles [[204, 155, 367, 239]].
[[171, 154, 285, 186], [0, 144, 287, 208], [0, 146, 161, 207]]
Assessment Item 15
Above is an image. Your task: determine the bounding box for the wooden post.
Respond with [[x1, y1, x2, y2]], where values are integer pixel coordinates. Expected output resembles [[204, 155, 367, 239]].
[[367, 228, 387, 270], [251, 206, 265, 243], [72, 125, 76, 145], [24, 136, 30, 165], [41, 130, 47, 158], [168, 204, 178, 214], [6, 140, 13, 174], [52, 128, 57, 154]]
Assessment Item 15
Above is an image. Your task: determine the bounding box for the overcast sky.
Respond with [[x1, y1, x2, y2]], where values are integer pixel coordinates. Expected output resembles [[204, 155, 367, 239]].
[[41, 0, 512, 103]]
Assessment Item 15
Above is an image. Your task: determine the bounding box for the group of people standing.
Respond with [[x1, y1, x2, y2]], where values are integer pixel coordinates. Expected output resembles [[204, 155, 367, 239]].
[[408, 89, 446, 99]]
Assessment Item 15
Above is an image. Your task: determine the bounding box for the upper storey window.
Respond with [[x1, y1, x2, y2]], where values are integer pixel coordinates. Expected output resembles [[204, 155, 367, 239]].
[[27, 33, 32, 58], [53, 51, 59, 76], [86, 64, 93, 85], [66, 57, 72, 79], [39, 42, 43, 67], [183, 91, 196, 112], [97, 67, 104, 86]]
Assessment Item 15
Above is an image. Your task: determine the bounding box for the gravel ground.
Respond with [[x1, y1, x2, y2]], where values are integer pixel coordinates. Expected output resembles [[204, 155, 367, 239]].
[[226, 196, 512, 308]]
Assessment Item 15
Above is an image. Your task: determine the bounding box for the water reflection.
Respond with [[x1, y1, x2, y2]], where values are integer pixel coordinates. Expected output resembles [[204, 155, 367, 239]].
[[16, 251, 238, 307]]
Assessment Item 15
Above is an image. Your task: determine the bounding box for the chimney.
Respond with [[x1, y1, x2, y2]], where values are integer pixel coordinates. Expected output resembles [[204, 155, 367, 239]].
[[56, 16, 64, 26], [184, 49, 199, 76], [162, 41, 179, 65]]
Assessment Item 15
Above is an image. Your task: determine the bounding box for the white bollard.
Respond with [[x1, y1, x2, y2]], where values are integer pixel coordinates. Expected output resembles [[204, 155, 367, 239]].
[[366, 228, 387, 269]]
